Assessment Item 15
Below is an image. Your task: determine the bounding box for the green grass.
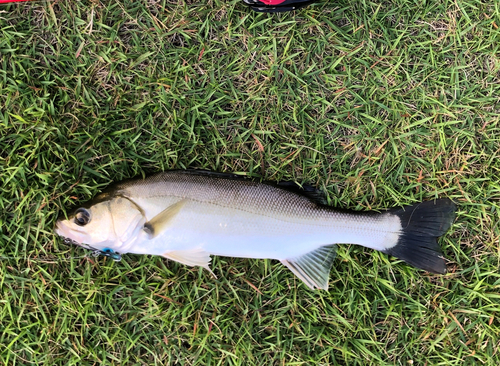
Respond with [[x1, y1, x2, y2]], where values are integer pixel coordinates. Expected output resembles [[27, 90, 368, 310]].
[[1, 0, 500, 364]]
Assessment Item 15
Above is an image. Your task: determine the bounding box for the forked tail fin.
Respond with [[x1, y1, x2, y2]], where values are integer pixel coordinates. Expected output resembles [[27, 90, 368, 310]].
[[383, 199, 456, 274]]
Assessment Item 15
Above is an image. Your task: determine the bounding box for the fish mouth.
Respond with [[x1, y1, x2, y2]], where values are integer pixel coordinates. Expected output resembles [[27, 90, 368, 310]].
[[55, 220, 69, 239], [55, 221, 100, 252], [55, 221, 81, 246]]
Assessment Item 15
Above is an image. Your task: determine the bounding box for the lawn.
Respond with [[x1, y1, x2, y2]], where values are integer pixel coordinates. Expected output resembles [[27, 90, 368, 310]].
[[1, 0, 500, 364]]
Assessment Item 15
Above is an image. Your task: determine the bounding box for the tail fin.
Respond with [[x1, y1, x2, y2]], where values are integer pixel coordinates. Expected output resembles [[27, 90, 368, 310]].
[[383, 199, 456, 274]]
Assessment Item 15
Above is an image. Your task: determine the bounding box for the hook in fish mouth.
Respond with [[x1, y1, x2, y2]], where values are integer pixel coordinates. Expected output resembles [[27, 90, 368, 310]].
[[59, 237, 122, 261]]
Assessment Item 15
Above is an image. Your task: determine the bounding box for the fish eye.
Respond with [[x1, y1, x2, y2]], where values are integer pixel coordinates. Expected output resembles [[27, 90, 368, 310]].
[[74, 208, 91, 226]]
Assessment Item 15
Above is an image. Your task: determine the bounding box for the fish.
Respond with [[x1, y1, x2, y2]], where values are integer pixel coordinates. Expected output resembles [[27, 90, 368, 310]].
[[55, 170, 456, 290]]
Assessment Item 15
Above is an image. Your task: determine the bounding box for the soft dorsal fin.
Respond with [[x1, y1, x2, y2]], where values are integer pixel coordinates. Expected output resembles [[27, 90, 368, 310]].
[[144, 199, 186, 239], [281, 245, 337, 290], [162, 248, 216, 277], [275, 181, 328, 205]]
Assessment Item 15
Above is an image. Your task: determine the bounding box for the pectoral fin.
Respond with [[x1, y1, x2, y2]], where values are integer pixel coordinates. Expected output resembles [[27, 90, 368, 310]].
[[281, 245, 337, 290], [143, 199, 186, 239], [162, 248, 216, 278]]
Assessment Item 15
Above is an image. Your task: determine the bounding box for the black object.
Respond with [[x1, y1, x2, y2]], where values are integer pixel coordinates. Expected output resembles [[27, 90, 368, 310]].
[[242, 0, 318, 13], [383, 199, 456, 274]]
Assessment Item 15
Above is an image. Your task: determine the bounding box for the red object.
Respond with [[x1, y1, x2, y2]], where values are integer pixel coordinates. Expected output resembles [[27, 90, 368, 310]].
[[0, 0, 33, 3]]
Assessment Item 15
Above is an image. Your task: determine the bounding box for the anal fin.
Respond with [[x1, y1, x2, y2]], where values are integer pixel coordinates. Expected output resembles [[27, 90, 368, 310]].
[[281, 245, 337, 290], [162, 248, 216, 278]]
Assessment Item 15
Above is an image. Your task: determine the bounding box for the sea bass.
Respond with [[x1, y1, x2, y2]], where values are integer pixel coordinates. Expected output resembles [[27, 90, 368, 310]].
[[55, 170, 456, 290]]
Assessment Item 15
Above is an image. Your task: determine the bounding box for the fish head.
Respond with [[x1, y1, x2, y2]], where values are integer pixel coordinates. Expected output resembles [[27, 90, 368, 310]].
[[55, 193, 146, 254]]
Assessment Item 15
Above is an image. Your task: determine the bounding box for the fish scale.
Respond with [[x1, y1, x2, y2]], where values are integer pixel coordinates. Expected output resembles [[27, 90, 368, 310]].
[[119, 172, 323, 219]]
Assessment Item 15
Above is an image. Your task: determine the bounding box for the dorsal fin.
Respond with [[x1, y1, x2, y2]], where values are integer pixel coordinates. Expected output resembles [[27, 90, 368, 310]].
[[281, 245, 337, 290], [177, 170, 328, 205], [275, 181, 328, 205]]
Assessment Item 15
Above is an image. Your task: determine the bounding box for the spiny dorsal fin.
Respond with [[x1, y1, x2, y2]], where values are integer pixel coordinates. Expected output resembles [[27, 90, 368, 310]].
[[162, 248, 216, 278], [281, 245, 337, 290], [144, 199, 186, 239], [176, 170, 328, 205]]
